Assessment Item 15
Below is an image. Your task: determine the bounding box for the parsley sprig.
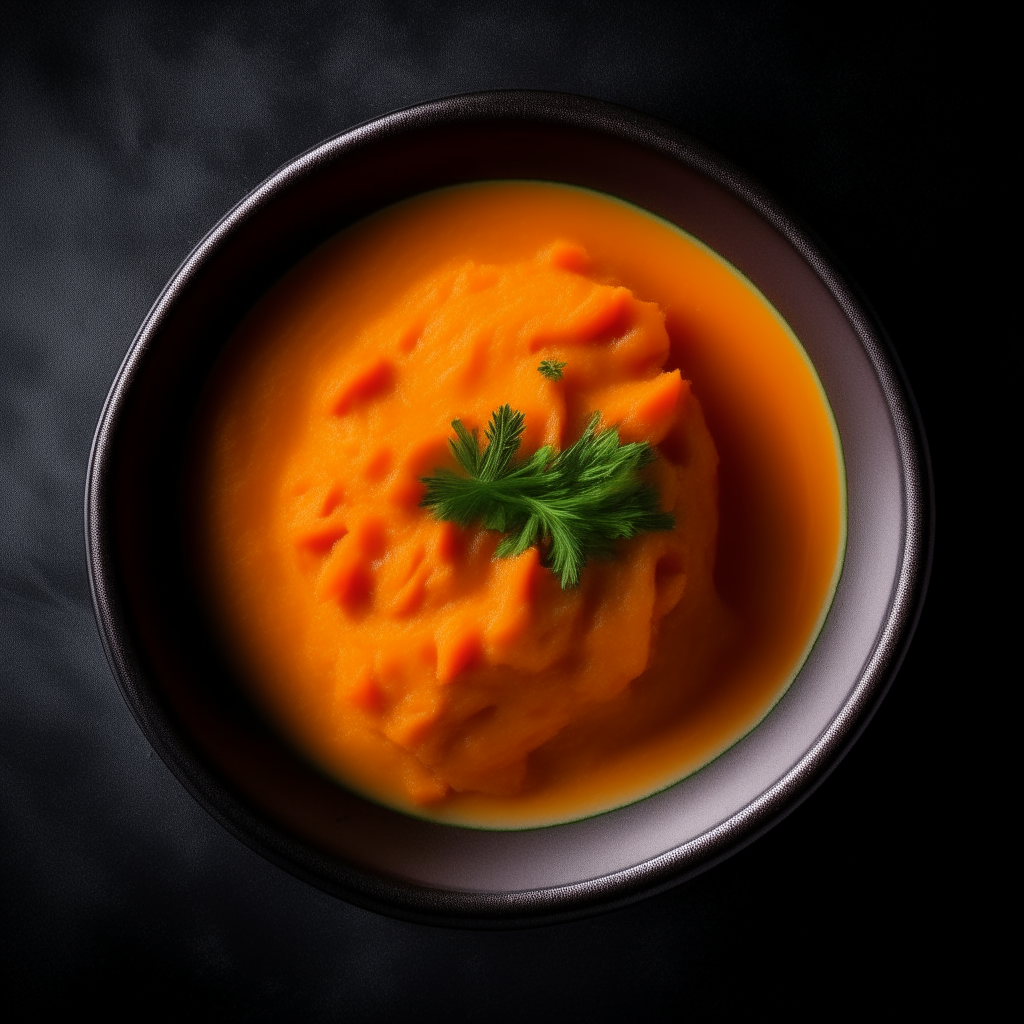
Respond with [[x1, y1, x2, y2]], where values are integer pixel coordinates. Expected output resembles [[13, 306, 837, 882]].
[[420, 405, 675, 588], [538, 359, 567, 381]]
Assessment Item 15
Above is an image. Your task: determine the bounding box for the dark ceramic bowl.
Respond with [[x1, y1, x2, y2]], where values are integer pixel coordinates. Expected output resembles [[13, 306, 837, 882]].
[[85, 91, 932, 927]]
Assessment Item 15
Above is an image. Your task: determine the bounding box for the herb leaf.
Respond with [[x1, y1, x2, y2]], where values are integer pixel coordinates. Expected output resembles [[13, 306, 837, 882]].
[[537, 359, 567, 381], [420, 405, 675, 588]]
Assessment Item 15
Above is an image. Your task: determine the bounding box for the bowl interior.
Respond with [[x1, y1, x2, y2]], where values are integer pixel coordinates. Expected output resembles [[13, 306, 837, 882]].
[[88, 93, 922, 923]]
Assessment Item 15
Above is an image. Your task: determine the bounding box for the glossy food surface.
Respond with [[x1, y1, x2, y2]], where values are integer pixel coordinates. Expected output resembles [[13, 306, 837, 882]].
[[192, 182, 844, 827]]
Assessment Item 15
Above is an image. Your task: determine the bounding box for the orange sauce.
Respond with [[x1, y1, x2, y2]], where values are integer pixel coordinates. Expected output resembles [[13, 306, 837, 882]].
[[192, 182, 844, 829]]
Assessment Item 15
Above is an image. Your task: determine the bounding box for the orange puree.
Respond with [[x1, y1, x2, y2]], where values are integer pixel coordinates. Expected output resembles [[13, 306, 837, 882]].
[[193, 182, 844, 829]]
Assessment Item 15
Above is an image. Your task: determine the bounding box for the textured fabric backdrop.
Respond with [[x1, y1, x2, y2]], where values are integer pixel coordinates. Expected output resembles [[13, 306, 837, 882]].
[[1, 2, 980, 1017]]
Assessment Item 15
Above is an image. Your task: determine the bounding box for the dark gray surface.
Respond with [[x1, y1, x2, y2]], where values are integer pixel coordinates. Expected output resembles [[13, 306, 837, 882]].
[[1, 2, 982, 1017]]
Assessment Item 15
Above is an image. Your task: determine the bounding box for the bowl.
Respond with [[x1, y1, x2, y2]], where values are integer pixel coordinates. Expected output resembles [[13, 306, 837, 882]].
[[85, 91, 932, 926]]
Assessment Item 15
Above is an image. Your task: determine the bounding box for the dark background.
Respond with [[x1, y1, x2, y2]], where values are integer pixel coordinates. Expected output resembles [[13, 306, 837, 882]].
[[1, 2, 988, 1018]]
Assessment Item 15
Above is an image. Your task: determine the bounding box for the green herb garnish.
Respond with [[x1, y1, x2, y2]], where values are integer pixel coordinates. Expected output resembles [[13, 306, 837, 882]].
[[420, 405, 675, 588], [537, 359, 567, 381]]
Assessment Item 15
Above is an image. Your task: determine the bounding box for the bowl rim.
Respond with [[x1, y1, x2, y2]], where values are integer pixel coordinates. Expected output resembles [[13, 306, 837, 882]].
[[85, 89, 934, 927]]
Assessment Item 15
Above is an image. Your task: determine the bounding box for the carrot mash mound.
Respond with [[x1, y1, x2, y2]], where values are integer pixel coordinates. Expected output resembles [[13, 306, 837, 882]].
[[201, 240, 722, 809], [195, 180, 845, 828]]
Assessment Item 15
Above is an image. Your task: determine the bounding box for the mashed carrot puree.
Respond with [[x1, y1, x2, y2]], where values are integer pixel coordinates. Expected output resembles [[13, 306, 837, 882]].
[[195, 182, 844, 828]]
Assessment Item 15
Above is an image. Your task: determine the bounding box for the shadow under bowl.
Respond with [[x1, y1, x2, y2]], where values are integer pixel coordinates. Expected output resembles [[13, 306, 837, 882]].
[[85, 91, 932, 927]]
